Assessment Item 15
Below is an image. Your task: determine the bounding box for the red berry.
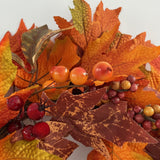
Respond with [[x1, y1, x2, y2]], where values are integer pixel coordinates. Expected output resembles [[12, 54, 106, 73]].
[[111, 96, 120, 104], [153, 113, 160, 120], [8, 121, 22, 133], [107, 89, 117, 98], [142, 120, 152, 132], [127, 110, 135, 118], [127, 75, 136, 83], [117, 92, 125, 99], [133, 106, 142, 113], [32, 122, 50, 139], [22, 125, 35, 141], [7, 95, 24, 111], [130, 83, 138, 92], [27, 103, 45, 120], [155, 119, 160, 129], [134, 114, 144, 124]]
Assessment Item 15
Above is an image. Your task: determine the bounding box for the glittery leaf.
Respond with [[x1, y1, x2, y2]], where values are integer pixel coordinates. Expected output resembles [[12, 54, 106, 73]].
[[0, 134, 62, 160], [0, 32, 17, 97]]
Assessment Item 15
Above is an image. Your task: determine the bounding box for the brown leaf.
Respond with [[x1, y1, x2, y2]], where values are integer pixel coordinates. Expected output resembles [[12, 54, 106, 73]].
[[22, 25, 73, 72], [145, 139, 160, 160], [52, 87, 106, 120], [39, 121, 77, 160]]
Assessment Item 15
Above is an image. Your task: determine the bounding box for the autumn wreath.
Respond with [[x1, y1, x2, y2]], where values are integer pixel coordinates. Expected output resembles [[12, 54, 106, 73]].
[[0, 0, 160, 160]]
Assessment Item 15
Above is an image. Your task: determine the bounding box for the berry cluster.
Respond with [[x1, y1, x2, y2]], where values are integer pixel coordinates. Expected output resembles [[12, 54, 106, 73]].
[[128, 104, 160, 136], [100, 75, 138, 104], [7, 95, 50, 141]]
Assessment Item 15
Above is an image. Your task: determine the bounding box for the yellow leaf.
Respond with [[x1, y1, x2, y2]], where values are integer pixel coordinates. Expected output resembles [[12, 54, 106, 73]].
[[70, 0, 91, 35], [0, 134, 62, 160], [0, 32, 17, 97]]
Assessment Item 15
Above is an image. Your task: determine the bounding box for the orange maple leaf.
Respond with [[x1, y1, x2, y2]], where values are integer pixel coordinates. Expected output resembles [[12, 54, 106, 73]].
[[87, 141, 152, 160], [81, 32, 160, 80], [125, 86, 160, 108]]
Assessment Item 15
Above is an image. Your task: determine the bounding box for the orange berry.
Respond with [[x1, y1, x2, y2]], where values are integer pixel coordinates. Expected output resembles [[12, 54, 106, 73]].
[[143, 106, 154, 117], [70, 67, 88, 85], [50, 66, 69, 83], [120, 80, 131, 90], [42, 80, 56, 93], [152, 105, 160, 113], [92, 61, 113, 81]]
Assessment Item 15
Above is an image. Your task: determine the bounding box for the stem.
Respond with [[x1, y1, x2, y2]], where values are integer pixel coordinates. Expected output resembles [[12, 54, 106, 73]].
[[16, 75, 41, 86], [30, 84, 87, 97]]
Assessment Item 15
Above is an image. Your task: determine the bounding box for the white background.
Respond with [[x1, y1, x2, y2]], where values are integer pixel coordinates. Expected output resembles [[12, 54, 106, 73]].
[[0, 0, 160, 159]]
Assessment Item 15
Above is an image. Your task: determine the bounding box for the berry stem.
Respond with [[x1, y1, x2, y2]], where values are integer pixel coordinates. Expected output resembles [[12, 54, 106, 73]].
[[30, 84, 87, 97]]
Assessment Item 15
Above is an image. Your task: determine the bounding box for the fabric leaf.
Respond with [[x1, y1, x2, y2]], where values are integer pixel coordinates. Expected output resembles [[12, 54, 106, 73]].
[[93, 1, 121, 33], [0, 134, 62, 160], [39, 121, 77, 160], [48, 36, 80, 71], [0, 32, 17, 97], [88, 141, 153, 160], [22, 25, 73, 72], [70, 0, 91, 36], [81, 24, 119, 79], [125, 86, 160, 108]]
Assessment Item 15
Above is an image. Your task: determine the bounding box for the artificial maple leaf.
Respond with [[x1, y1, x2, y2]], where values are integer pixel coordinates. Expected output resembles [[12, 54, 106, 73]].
[[39, 121, 78, 160], [9, 19, 35, 70], [0, 32, 17, 97], [81, 32, 160, 79], [93, 1, 121, 33], [14, 42, 52, 89], [145, 139, 160, 160], [125, 86, 160, 108], [88, 141, 153, 160], [48, 88, 157, 159], [48, 36, 80, 71], [70, 0, 92, 36], [0, 85, 38, 128], [140, 56, 160, 91], [0, 134, 62, 160]]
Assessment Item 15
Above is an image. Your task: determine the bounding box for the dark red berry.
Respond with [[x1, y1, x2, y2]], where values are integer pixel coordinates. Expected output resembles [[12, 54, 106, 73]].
[[152, 113, 160, 120], [111, 96, 120, 104], [107, 89, 117, 98], [27, 103, 45, 120], [32, 122, 50, 139], [134, 114, 144, 123], [127, 110, 135, 118], [22, 125, 35, 141], [127, 75, 136, 83], [102, 93, 108, 100], [7, 95, 24, 111], [130, 83, 138, 92], [133, 106, 142, 113], [142, 120, 152, 132], [117, 92, 125, 99], [8, 121, 22, 133], [155, 119, 160, 129]]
